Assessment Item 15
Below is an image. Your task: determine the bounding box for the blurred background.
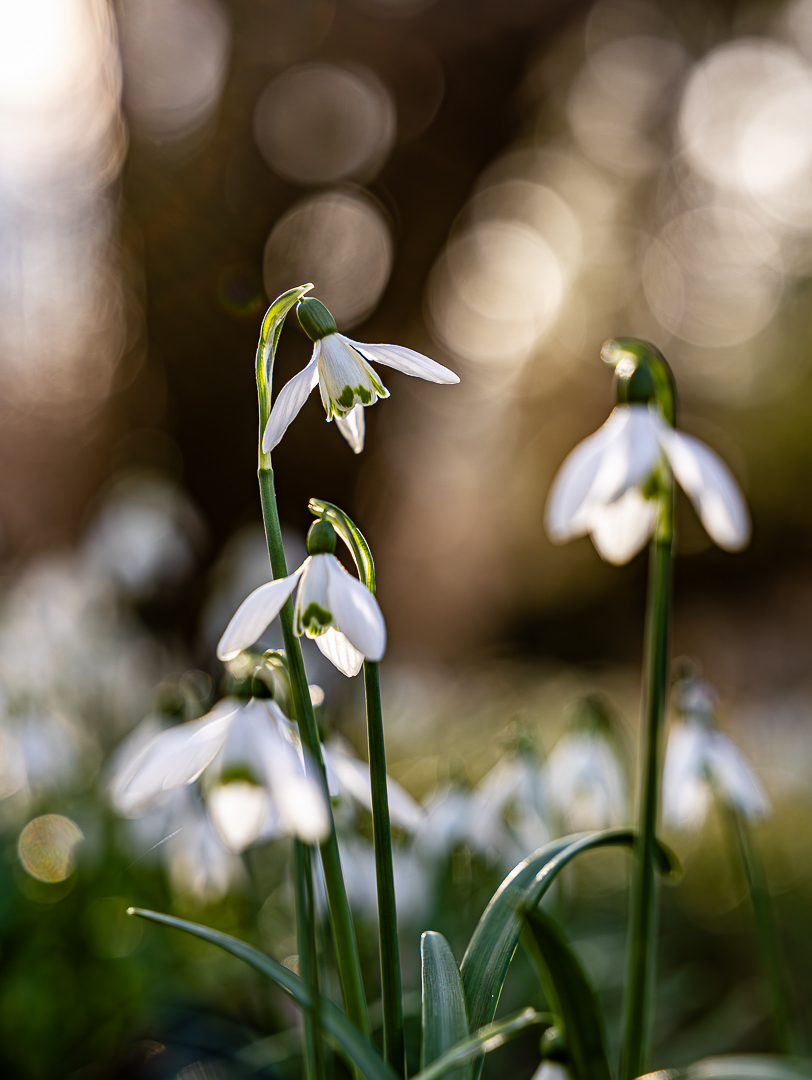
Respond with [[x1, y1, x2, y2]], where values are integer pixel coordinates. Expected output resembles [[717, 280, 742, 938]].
[[2, 0, 812, 1075]]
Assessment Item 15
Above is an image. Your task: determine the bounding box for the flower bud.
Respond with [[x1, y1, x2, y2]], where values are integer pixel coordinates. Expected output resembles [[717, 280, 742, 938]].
[[297, 297, 337, 341], [307, 518, 337, 555]]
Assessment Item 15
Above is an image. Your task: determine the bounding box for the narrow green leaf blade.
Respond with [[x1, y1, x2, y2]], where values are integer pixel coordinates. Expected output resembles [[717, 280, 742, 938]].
[[637, 1055, 812, 1080], [412, 1008, 552, 1080], [461, 829, 636, 1035], [129, 908, 395, 1080], [524, 909, 612, 1080], [421, 931, 470, 1080]]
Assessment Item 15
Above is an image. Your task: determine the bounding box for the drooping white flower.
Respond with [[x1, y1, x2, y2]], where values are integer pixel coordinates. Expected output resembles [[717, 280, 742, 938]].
[[110, 696, 330, 849], [216, 522, 385, 678], [546, 397, 750, 566], [323, 735, 425, 834], [469, 754, 550, 868], [548, 729, 627, 832], [263, 297, 459, 455], [662, 678, 769, 831]]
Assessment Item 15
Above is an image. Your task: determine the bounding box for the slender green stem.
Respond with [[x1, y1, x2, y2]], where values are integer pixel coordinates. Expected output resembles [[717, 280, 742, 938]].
[[620, 491, 674, 1080], [306, 499, 404, 1076], [295, 840, 325, 1080], [364, 659, 405, 1077], [258, 467, 370, 1037], [725, 806, 803, 1054]]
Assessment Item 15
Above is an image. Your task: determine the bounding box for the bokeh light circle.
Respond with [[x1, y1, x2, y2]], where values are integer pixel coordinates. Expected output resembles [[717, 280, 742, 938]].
[[254, 63, 395, 185], [18, 814, 83, 882], [263, 191, 392, 327]]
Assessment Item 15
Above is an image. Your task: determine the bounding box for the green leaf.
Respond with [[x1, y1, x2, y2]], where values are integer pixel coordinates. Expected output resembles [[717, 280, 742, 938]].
[[412, 1008, 552, 1080], [523, 909, 611, 1080], [462, 830, 635, 1037], [308, 499, 375, 592], [421, 932, 471, 1080], [129, 908, 395, 1080], [658, 1055, 812, 1080]]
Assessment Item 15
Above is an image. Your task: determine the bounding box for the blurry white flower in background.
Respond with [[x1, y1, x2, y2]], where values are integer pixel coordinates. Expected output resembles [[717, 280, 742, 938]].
[[545, 396, 751, 565], [547, 697, 627, 832], [110, 695, 329, 848], [332, 835, 431, 926], [469, 749, 550, 868], [663, 677, 770, 831], [323, 735, 425, 834], [414, 783, 476, 861], [82, 473, 202, 596], [0, 708, 91, 805]]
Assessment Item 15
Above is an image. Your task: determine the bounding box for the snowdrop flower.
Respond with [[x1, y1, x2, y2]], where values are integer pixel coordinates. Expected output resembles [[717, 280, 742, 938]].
[[546, 338, 750, 565], [662, 677, 770, 831], [548, 696, 627, 832], [263, 296, 459, 455], [110, 693, 329, 849], [469, 752, 550, 868], [413, 784, 475, 861], [217, 519, 385, 678], [323, 736, 425, 834]]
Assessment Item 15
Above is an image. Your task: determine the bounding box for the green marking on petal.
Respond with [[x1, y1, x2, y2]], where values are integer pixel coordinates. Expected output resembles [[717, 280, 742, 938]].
[[354, 384, 371, 405], [220, 765, 261, 786], [337, 385, 356, 410], [301, 602, 333, 632]]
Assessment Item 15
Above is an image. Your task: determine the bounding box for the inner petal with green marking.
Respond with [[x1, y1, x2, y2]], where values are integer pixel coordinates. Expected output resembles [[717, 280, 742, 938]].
[[318, 333, 389, 419]]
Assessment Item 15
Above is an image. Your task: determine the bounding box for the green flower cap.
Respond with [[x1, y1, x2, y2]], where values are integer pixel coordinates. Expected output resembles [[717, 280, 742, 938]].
[[307, 518, 337, 555], [297, 297, 338, 341], [602, 337, 677, 426]]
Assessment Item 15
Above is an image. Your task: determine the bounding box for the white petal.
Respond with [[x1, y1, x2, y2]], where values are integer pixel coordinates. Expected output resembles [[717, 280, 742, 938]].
[[706, 733, 770, 821], [316, 626, 364, 677], [207, 781, 271, 853], [324, 740, 425, 833], [335, 404, 365, 454], [587, 488, 657, 565], [662, 723, 712, 829], [546, 406, 660, 541], [112, 699, 241, 811], [325, 556, 386, 661], [344, 337, 460, 384], [217, 564, 306, 661], [659, 428, 751, 551], [295, 554, 333, 637], [318, 334, 388, 419], [262, 345, 321, 453]]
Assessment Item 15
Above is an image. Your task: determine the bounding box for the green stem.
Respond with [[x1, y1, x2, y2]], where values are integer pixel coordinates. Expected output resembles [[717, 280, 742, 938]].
[[295, 840, 325, 1080], [620, 491, 674, 1080], [364, 659, 405, 1078], [259, 467, 370, 1037], [726, 806, 802, 1054]]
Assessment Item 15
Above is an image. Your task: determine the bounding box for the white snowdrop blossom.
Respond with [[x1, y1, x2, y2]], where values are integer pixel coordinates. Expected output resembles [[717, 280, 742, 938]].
[[548, 730, 627, 832], [263, 297, 459, 455], [545, 402, 751, 565], [662, 679, 770, 831], [469, 755, 550, 868], [110, 696, 329, 849], [216, 550, 385, 678], [323, 736, 425, 833]]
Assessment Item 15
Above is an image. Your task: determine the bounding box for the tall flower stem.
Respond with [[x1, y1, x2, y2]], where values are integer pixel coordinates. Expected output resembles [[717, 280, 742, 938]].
[[258, 467, 369, 1038], [364, 659, 405, 1077], [620, 489, 674, 1080], [294, 839, 325, 1080], [308, 498, 405, 1077], [725, 805, 802, 1054]]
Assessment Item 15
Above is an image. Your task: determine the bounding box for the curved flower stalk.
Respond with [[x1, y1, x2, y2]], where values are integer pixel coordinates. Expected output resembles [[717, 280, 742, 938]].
[[110, 693, 330, 847], [548, 696, 628, 833], [217, 519, 385, 679], [263, 296, 459, 455], [546, 340, 750, 566], [662, 677, 769, 831]]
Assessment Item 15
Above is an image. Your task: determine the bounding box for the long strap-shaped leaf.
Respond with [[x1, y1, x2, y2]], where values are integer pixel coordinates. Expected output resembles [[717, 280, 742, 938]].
[[129, 908, 394, 1080], [523, 909, 611, 1080], [421, 932, 471, 1080], [461, 830, 677, 1040], [659, 1055, 812, 1080]]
